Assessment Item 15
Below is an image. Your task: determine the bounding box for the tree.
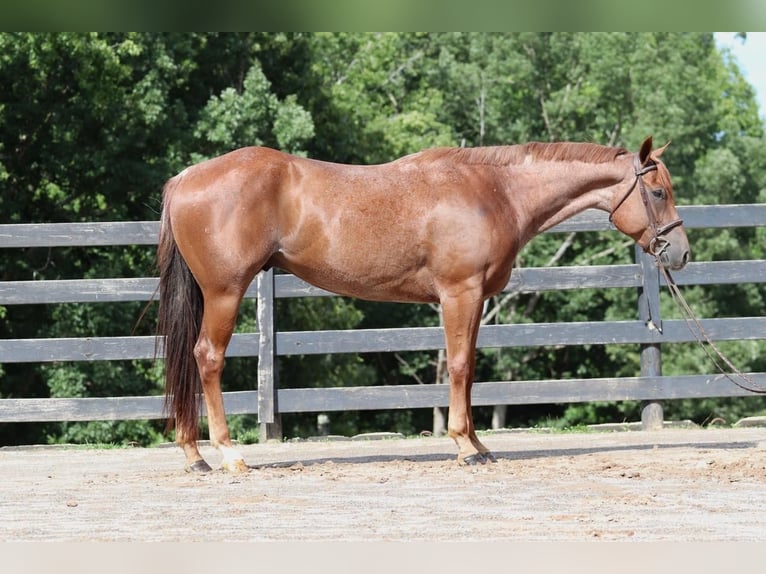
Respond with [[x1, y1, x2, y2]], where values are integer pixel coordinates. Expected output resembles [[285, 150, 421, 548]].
[[0, 32, 204, 444]]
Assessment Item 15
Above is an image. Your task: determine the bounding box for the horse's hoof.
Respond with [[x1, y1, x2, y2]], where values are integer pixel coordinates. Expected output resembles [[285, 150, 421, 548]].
[[461, 453, 487, 466], [185, 459, 213, 473], [483, 452, 498, 463], [222, 459, 250, 473]]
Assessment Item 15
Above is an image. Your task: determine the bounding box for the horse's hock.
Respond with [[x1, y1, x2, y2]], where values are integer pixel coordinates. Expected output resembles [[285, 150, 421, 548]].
[[2, 426, 766, 541]]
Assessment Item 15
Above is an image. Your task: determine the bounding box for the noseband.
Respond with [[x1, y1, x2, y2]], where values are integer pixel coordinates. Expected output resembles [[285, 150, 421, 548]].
[[609, 154, 684, 258]]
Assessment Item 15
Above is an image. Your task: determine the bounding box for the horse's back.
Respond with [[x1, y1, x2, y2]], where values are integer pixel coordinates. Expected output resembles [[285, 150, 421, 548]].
[[167, 146, 294, 194]]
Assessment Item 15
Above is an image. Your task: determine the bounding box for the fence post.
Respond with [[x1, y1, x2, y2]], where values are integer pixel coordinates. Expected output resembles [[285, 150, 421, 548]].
[[636, 245, 664, 430], [257, 268, 282, 442]]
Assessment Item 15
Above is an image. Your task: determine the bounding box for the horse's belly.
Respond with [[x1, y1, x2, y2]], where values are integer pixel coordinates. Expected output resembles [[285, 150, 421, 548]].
[[272, 252, 439, 304]]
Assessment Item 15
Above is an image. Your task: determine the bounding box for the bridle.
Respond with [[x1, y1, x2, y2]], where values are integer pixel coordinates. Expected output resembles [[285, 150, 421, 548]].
[[609, 154, 684, 259], [612, 155, 766, 395]]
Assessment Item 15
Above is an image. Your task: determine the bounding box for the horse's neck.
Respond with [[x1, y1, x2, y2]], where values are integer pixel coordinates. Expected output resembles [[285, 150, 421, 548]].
[[509, 158, 629, 236]]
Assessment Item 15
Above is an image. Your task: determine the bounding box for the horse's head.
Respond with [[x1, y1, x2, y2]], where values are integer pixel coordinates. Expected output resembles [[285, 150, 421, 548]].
[[609, 136, 690, 270]]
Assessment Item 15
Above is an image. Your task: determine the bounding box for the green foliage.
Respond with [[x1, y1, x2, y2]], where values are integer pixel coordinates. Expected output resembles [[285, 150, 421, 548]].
[[3, 33, 766, 446], [47, 420, 165, 447], [193, 61, 314, 157]]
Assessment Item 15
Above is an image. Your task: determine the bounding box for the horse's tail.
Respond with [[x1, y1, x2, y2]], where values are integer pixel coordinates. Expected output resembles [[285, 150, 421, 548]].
[[157, 180, 203, 442]]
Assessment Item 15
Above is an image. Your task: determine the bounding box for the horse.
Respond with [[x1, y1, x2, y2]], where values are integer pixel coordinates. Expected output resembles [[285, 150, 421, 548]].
[[156, 135, 690, 472]]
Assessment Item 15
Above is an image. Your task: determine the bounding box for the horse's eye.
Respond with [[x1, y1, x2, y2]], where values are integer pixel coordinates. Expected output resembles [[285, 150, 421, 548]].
[[651, 188, 666, 200]]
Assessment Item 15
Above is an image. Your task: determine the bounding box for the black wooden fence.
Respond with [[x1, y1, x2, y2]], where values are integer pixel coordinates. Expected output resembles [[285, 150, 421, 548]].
[[2, 204, 766, 441]]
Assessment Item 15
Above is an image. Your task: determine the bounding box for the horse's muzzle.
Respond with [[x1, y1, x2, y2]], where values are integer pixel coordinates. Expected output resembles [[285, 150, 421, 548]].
[[654, 229, 690, 271], [660, 245, 690, 270]]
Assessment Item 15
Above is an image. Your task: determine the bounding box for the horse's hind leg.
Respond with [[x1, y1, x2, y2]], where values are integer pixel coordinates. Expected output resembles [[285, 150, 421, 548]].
[[193, 287, 250, 472], [177, 427, 212, 473]]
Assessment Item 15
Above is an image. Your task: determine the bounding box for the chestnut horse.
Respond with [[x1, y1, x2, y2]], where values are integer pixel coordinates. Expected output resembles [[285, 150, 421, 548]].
[[157, 136, 689, 472]]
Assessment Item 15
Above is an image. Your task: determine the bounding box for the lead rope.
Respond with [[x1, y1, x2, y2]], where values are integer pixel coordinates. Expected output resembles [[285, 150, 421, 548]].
[[658, 263, 766, 394]]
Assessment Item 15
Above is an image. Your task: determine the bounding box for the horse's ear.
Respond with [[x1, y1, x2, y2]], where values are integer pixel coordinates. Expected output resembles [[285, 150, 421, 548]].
[[653, 140, 671, 159], [639, 136, 653, 165]]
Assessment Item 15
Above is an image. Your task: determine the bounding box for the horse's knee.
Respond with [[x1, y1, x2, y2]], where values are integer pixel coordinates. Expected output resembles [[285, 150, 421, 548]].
[[447, 356, 472, 383]]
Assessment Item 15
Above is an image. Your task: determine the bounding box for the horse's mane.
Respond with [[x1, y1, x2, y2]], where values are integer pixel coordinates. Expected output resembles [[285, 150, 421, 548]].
[[418, 142, 629, 166]]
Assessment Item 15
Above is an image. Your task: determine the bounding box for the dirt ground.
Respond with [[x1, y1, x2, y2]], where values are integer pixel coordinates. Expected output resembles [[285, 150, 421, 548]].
[[2, 426, 766, 542]]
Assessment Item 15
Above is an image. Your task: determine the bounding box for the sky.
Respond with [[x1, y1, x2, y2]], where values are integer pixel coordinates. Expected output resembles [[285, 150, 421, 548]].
[[714, 32, 766, 119]]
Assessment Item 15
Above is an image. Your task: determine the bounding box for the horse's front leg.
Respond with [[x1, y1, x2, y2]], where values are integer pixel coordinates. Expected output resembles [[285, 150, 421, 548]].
[[441, 291, 496, 466], [191, 291, 249, 473]]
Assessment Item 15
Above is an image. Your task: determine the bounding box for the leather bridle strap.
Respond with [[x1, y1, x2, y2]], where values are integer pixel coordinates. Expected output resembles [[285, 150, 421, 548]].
[[609, 159, 656, 224], [609, 154, 683, 257]]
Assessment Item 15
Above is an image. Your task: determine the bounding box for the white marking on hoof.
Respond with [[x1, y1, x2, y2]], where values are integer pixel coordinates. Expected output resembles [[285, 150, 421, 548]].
[[219, 445, 249, 473]]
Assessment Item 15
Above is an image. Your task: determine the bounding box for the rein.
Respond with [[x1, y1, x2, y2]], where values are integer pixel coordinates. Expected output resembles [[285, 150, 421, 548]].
[[658, 261, 766, 394], [613, 153, 765, 394]]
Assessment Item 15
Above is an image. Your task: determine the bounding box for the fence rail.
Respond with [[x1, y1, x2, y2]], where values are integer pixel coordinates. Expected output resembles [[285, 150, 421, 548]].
[[2, 204, 766, 436]]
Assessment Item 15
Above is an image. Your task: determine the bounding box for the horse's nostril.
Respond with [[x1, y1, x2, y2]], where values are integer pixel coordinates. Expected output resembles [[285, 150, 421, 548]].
[[682, 250, 689, 266]]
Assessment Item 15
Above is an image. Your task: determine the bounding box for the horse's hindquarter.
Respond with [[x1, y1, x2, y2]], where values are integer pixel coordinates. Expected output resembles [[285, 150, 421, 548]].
[[272, 153, 518, 303]]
